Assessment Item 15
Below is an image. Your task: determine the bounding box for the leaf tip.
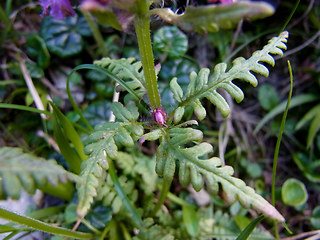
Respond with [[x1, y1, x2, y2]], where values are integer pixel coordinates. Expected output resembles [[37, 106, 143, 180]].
[[260, 203, 285, 222]]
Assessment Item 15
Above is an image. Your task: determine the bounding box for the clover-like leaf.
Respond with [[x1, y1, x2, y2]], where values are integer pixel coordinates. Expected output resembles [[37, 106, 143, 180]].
[[153, 26, 188, 59], [26, 35, 50, 68], [40, 14, 91, 57]]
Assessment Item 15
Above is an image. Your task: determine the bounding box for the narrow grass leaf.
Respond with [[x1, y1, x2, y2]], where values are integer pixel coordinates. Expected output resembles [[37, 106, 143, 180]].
[[236, 215, 265, 240], [51, 113, 82, 174], [50, 102, 87, 161], [0, 208, 94, 239], [0, 103, 51, 116], [254, 94, 319, 134], [307, 112, 320, 148]]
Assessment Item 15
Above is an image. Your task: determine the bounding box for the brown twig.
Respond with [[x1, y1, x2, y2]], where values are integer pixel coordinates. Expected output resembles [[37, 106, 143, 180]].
[[281, 230, 320, 240], [18, 56, 47, 119]]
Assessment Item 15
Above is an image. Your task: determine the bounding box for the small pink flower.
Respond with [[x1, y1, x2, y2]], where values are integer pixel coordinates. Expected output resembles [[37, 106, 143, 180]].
[[154, 108, 167, 127], [40, 0, 75, 20]]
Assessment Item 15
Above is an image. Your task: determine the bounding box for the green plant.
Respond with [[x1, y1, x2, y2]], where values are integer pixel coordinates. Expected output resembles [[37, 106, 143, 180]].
[[0, 0, 292, 239]]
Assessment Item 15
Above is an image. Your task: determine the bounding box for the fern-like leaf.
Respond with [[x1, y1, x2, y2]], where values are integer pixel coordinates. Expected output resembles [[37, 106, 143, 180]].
[[96, 174, 138, 213], [0, 147, 80, 200], [170, 31, 288, 123], [77, 102, 143, 217], [94, 57, 146, 98], [142, 125, 284, 222], [115, 151, 157, 195], [95, 150, 156, 213]]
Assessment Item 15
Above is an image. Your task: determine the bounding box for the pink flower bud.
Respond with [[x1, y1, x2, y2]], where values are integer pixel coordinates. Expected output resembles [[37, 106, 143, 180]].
[[154, 108, 167, 127]]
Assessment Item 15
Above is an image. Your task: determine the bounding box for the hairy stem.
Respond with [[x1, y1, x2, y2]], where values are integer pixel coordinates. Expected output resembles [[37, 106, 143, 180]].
[[134, 0, 161, 108]]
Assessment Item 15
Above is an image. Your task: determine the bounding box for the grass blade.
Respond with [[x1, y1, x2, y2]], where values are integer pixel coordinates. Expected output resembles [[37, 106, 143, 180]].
[[0, 208, 94, 239], [254, 94, 319, 134], [236, 215, 265, 240], [0, 103, 51, 116]]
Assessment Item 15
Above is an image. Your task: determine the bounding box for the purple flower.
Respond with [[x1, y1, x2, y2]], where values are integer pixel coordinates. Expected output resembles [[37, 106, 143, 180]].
[[40, 0, 76, 20]]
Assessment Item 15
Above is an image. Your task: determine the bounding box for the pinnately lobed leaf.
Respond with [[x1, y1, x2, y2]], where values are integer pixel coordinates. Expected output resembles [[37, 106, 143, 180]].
[[170, 31, 289, 123], [96, 174, 138, 214], [94, 57, 146, 98], [142, 125, 285, 222], [0, 147, 80, 200], [76, 102, 143, 217]]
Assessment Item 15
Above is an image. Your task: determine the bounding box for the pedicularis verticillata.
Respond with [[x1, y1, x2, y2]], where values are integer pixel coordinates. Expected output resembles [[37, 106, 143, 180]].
[[0, 0, 289, 239]]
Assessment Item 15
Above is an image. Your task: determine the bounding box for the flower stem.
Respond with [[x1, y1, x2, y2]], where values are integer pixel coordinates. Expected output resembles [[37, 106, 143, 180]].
[[272, 60, 293, 239], [151, 178, 172, 216], [81, 9, 108, 57], [134, 1, 161, 108]]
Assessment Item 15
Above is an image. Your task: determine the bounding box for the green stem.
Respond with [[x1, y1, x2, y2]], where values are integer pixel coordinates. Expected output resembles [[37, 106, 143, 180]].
[[279, 0, 300, 34], [81, 9, 108, 57], [151, 178, 172, 216], [0, 5, 12, 47], [272, 60, 293, 239], [134, 2, 161, 108], [99, 222, 111, 240], [27, 205, 66, 219], [5, 0, 12, 14], [0, 208, 94, 239], [166, 191, 192, 207]]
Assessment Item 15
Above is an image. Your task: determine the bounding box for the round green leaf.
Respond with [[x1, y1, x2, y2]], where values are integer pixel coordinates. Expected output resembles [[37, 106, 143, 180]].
[[25, 61, 44, 79], [82, 100, 112, 126], [26, 35, 50, 68], [293, 153, 320, 183], [85, 206, 112, 230], [153, 26, 188, 59], [40, 14, 91, 57], [311, 206, 320, 229], [281, 178, 308, 206], [247, 163, 262, 178], [257, 84, 279, 111], [159, 59, 198, 85]]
